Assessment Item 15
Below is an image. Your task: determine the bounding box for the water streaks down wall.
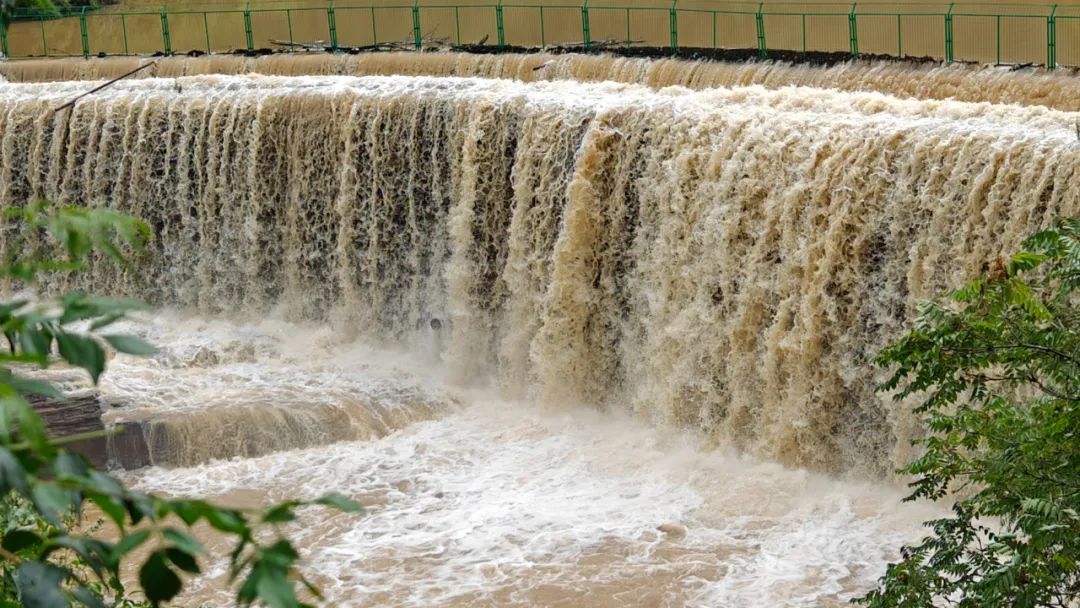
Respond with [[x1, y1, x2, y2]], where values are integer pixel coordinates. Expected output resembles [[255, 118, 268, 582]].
[[1, 74, 1078, 474], [6, 52, 1080, 112]]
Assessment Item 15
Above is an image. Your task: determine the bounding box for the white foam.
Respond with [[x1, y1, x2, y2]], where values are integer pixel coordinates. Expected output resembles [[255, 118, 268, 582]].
[[109, 314, 940, 607], [99, 311, 451, 419]]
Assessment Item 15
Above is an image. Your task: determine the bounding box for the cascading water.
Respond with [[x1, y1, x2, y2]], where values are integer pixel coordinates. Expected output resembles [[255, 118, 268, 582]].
[[2, 74, 1078, 474], [101, 312, 943, 607], [5, 52, 1080, 112], [2, 63, 1078, 605]]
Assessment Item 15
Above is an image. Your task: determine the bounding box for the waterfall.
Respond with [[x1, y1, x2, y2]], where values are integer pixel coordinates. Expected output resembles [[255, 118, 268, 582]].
[[2, 73, 1077, 474]]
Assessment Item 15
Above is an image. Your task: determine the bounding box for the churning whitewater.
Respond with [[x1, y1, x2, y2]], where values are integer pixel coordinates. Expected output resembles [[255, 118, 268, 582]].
[[106, 312, 940, 607], [2, 74, 1079, 475]]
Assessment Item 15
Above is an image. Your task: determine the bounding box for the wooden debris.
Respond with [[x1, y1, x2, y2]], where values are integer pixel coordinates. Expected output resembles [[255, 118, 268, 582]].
[[540, 39, 642, 52], [270, 39, 328, 50], [272, 35, 454, 53], [51, 60, 157, 115]]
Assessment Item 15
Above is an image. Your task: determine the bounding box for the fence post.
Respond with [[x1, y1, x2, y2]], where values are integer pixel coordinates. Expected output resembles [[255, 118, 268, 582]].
[[455, 6, 461, 45], [327, 1, 338, 51], [203, 12, 211, 53], [669, 0, 679, 54], [848, 3, 859, 58], [802, 13, 807, 53], [582, 1, 591, 49], [0, 13, 8, 59], [79, 7, 89, 58], [496, 0, 505, 48], [944, 2, 954, 63], [160, 10, 171, 55], [412, 0, 422, 50], [1047, 4, 1057, 69], [995, 14, 1000, 64], [896, 13, 901, 57], [243, 6, 254, 52], [539, 6, 545, 46], [755, 2, 766, 58]]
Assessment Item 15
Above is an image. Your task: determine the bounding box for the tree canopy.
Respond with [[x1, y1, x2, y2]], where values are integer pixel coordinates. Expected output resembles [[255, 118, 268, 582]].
[[859, 219, 1080, 607]]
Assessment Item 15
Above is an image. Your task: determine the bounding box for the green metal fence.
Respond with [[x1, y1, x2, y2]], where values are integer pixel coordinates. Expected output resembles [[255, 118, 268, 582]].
[[1, 1, 1077, 68]]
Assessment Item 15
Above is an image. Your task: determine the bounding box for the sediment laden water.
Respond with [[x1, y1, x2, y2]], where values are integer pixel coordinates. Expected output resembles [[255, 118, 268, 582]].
[[31, 314, 454, 467], [2, 74, 1078, 474], [4, 53, 1080, 112], [48, 313, 936, 606]]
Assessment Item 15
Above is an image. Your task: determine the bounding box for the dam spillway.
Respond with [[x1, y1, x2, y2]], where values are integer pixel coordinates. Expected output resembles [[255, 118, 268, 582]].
[[6, 52, 1080, 112], [2, 71, 1077, 475]]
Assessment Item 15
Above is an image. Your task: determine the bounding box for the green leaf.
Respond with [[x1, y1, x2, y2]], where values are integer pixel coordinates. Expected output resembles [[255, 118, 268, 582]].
[[54, 331, 106, 384], [7, 377, 62, 400], [43, 536, 110, 574], [0, 446, 29, 494], [254, 565, 300, 608], [31, 483, 74, 526], [103, 334, 158, 356], [85, 470, 124, 497], [203, 508, 247, 535], [14, 398, 49, 455], [110, 529, 151, 563], [1007, 251, 1046, 275], [169, 500, 209, 527], [236, 562, 261, 604], [164, 547, 201, 575], [54, 451, 89, 480], [123, 493, 155, 525], [88, 493, 126, 528], [315, 493, 364, 513], [88, 313, 124, 331], [0, 299, 29, 318], [70, 586, 106, 608], [163, 527, 204, 557], [7, 260, 36, 283], [17, 330, 52, 363], [15, 560, 67, 608], [84, 297, 151, 314], [2, 528, 42, 553], [139, 551, 182, 607], [260, 540, 299, 569], [262, 503, 297, 524]]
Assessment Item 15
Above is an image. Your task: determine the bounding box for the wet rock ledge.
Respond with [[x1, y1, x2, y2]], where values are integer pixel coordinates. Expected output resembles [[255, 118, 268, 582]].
[[29, 394, 151, 470]]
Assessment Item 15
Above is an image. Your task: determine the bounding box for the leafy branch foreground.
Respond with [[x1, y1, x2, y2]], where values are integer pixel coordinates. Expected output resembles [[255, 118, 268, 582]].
[[0, 204, 362, 608], [858, 219, 1080, 607]]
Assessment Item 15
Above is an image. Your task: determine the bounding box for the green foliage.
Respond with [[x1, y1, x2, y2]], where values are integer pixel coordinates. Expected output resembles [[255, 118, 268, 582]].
[[858, 219, 1080, 607], [0, 202, 363, 607], [0, 0, 107, 22]]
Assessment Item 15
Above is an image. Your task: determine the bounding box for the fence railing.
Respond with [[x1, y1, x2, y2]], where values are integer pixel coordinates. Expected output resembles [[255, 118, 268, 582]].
[[1, 1, 1077, 69]]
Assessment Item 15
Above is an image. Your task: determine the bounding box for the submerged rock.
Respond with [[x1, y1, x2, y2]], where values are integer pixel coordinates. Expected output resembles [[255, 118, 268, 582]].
[[657, 523, 687, 539]]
